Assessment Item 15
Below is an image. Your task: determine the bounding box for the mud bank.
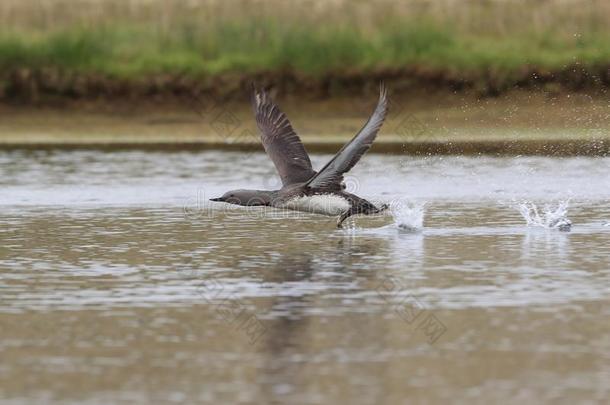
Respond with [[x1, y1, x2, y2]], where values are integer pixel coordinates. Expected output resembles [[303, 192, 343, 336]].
[[1, 88, 608, 156], [2, 65, 610, 104]]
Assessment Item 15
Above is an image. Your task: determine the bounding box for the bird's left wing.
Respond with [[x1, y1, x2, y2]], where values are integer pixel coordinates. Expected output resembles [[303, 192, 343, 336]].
[[252, 87, 316, 187]]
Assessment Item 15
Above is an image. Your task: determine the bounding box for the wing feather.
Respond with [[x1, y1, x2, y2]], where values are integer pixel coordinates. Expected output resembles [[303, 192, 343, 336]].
[[305, 84, 388, 190], [252, 87, 316, 187]]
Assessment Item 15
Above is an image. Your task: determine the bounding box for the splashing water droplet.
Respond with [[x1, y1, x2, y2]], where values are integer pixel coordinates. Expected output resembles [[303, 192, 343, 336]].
[[389, 200, 425, 232], [517, 200, 572, 231]]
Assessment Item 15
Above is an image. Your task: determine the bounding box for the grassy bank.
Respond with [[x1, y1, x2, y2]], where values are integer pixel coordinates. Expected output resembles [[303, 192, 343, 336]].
[[0, 0, 609, 101]]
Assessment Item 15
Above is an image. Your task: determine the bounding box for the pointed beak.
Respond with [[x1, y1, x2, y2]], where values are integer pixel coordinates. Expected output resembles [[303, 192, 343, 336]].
[[209, 197, 223, 202]]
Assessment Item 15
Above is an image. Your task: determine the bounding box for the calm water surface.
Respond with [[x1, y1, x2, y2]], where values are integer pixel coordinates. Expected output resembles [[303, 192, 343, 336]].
[[1, 150, 609, 404]]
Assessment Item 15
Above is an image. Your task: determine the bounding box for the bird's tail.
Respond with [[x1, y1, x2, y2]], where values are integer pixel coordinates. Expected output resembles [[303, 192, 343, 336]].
[[376, 203, 390, 213]]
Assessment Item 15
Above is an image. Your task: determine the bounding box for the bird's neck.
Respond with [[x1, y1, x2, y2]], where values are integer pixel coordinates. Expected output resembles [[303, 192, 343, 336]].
[[245, 190, 276, 206]]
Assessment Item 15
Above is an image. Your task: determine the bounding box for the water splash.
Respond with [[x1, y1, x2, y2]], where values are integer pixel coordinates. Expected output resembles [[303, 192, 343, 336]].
[[389, 200, 425, 232], [517, 200, 572, 231]]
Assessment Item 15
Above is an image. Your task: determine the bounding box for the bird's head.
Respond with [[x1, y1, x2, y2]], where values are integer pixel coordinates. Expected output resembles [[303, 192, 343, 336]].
[[210, 189, 270, 206]]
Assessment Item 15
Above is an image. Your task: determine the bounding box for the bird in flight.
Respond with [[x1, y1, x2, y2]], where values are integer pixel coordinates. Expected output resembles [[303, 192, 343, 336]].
[[211, 84, 389, 228]]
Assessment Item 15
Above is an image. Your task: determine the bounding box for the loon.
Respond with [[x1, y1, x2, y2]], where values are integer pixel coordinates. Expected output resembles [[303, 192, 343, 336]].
[[211, 84, 389, 228]]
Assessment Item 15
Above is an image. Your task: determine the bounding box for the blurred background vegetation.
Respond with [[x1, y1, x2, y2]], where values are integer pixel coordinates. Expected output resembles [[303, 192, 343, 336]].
[[0, 0, 608, 101]]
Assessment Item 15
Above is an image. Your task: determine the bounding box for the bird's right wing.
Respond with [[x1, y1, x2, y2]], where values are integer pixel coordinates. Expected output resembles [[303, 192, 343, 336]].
[[252, 87, 316, 187], [305, 84, 388, 190]]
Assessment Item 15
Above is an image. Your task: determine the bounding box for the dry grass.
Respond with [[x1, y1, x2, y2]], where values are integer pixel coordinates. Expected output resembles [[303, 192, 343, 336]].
[[2, 0, 608, 36]]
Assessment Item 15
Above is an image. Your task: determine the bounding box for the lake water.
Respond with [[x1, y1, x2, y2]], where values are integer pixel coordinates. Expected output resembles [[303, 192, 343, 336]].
[[1, 150, 609, 404]]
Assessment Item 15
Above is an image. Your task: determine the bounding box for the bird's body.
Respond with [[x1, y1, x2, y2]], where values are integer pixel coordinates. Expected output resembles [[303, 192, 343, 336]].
[[211, 84, 389, 227], [273, 186, 381, 218], [277, 193, 351, 216]]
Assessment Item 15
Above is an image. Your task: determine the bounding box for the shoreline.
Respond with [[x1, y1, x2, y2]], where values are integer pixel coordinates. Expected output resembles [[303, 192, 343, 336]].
[[1, 139, 608, 156]]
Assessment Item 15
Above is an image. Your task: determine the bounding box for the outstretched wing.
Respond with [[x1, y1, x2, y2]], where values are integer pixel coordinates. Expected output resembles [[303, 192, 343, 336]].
[[252, 87, 316, 187], [306, 83, 388, 190]]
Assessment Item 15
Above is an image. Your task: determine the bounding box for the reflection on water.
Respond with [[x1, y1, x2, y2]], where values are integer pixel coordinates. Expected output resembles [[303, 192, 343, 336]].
[[1, 151, 610, 403]]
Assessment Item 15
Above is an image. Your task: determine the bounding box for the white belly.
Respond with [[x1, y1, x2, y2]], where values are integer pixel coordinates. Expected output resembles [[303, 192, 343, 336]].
[[278, 194, 350, 216]]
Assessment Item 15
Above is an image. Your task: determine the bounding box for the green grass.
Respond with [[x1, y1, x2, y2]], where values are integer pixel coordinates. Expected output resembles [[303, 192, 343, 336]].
[[0, 0, 608, 85]]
